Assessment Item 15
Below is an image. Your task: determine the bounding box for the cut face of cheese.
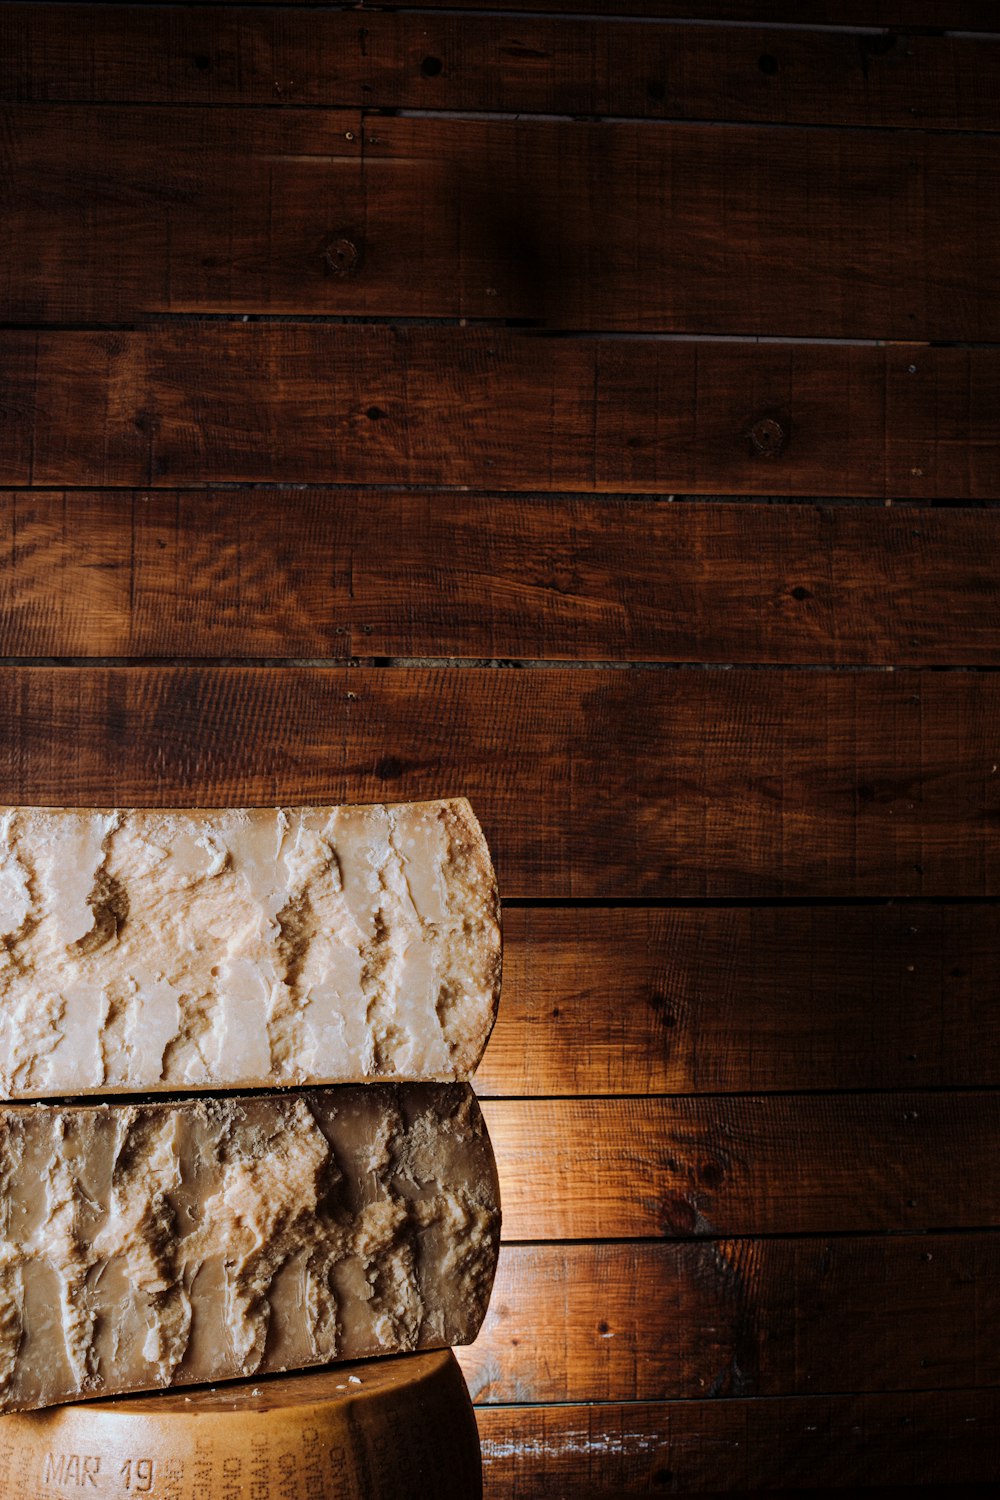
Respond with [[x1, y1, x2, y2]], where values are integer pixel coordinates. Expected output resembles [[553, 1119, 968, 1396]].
[[0, 1084, 501, 1411], [0, 799, 501, 1097]]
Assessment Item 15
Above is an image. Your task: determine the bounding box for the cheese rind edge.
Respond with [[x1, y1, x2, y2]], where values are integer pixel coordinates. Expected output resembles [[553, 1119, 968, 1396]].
[[0, 1352, 484, 1499]]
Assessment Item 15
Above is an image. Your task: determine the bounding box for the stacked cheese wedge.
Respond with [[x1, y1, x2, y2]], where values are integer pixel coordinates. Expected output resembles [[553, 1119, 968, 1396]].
[[0, 799, 502, 1412]]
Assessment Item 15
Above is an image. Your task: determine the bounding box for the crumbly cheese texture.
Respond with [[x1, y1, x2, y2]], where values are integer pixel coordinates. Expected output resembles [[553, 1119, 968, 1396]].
[[0, 799, 501, 1097], [0, 1084, 501, 1411]]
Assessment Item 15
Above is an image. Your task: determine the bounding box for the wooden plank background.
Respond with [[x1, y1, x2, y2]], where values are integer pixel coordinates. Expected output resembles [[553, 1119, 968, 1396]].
[[3, 332, 1000, 497], [458, 1235, 1000, 1400], [5, 493, 1000, 665], [5, 107, 1000, 337], [2, 4, 998, 1495], [4, 10, 999, 131], [3, 666, 998, 898]]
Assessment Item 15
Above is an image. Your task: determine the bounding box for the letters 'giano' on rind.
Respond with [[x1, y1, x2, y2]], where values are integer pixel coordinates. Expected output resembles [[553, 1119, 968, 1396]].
[[0, 1084, 501, 1411], [0, 799, 501, 1097]]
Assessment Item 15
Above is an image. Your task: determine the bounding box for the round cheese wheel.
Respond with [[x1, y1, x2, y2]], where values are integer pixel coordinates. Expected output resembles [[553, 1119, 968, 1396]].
[[0, 1351, 482, 1499]]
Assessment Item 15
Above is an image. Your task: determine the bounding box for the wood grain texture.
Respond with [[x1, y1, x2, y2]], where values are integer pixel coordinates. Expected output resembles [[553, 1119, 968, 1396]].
[[2, 666, 999, 899], [0, 491, 355, 661], [485, 1093, 1000, 1240], [395, 0, 1000, 22], [357, 117, 1000, 338], [481, 906, 1000, 1095], [4, 9, 999, 131], [460, 1235, 1000, 1402], [5, 109, 1000, 337], [476, 1391, 1000, 1494], [0, 105, 364, 322], [4, 493, 1000, 666], [2, 331, 998, 498]]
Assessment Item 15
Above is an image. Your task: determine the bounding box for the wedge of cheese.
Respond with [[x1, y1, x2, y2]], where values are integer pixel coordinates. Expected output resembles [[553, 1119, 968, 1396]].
[[0, 1084, 500, 1411], [0, 799, 500, 1097]]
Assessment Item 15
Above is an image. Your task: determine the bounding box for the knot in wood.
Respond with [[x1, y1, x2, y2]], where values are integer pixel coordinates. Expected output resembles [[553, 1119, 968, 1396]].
[[323, 234, 363, 278], [746, 414, 788, 458]]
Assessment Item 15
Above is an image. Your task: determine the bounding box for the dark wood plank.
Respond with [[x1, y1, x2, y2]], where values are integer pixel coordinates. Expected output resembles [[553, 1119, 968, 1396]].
[[126, 0, 995, 25], [5, 492, 998, 666], [485, 1093, 1000, 1240], [5, 8, 998, 131], [481, 906, 1000, 1095], [5, 109, 1000, 338], [357, 117, 1000, 339], [888, 349, 1000, 499], [3, 331, 999, 498], [0, 106, 364, 322], [1, 666, 999, 898], [396, 0, 1000, 23], [459, 1235, 1000, 1401], [361, 497, 998, 667], [0, 491, 354, 661], [476, 1391, 1000, 1494]]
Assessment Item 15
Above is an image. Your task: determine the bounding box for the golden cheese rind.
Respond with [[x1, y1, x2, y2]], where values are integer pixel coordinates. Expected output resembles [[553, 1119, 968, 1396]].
[[0, 1352, 483, 1499], [0, 798, 501, 1097]]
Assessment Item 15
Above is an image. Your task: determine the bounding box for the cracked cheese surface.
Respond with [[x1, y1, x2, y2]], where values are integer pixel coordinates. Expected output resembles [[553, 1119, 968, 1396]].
[[0, 1084, 500, 1411], [0, 799, 500, 1098]]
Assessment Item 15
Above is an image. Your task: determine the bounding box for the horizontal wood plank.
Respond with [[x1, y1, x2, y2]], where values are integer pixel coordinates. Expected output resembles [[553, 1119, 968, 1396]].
[[123, 0, 993, 26], [0, 106, 364, 322], [476, 1391, 1000, 1494], [1, 331, 997, 498], [0, 491, 354, 662], [4, 492, 999, 666], [4, 9, 998, 131], [4, 109, 1000, 338], [396, 1, 1000, 23], [485, 1093, 1000, 1240], [358, 117, 1000, 339], [1, 666, 998, 898], [459, 1236, 1000, 1402], [481, 906, 1000, 1095]]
